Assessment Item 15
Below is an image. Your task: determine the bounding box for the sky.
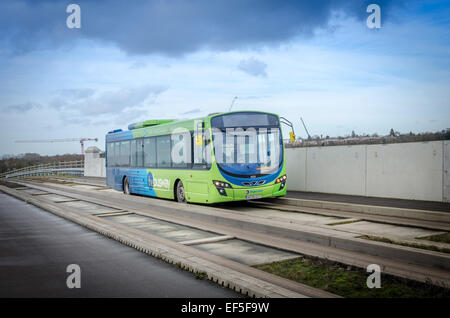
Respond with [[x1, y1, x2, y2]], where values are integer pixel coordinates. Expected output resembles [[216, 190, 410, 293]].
[[0, 0, 449, 155]]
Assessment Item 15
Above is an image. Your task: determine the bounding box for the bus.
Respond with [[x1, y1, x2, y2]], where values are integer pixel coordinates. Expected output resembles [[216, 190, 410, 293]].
[[105, 111, 287, 204]]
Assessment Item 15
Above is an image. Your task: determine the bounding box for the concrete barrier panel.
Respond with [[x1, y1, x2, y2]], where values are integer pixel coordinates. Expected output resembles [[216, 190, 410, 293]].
[[366, 141, 443, 201], [285, 147, 307, 191], [85, 146, 106, 177], [286, 140, 447, 202], [444, 140, 450, 203], [305, 145, 366, 196]]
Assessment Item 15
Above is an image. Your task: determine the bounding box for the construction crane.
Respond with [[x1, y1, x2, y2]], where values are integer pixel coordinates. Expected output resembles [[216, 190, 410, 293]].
[[300, 117, 312, 140], [15, 138, 98, 156]]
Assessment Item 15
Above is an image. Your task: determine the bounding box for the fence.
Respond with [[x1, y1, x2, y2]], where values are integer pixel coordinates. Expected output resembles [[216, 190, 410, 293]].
[[0, 160, 85, 179]]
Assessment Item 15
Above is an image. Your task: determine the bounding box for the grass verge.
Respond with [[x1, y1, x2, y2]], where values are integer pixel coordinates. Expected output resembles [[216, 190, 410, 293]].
[[0, 179, 25, 188], [254, 256, 450, 298], [360, 235, 450, 254], [419, 233, 450, 244]]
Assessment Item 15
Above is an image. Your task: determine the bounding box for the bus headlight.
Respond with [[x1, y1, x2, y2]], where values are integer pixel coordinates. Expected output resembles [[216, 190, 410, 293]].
[[213, 180, 232, 188], [213, 180, 231, 196], [275, 175, 287, 183]]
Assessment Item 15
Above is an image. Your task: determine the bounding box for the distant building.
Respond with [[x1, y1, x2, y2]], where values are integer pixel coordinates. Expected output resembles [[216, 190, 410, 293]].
[[84, 146, 105, 177]]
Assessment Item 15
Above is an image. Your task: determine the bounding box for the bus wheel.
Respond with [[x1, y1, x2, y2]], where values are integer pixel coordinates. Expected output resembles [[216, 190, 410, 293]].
[[176, 180, 187, 203], [123, 177, 130, 195]]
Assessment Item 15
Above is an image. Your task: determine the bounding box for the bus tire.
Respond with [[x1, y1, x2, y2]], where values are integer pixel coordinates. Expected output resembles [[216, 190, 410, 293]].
[[175, 180, 187, 203], [123, 177, 130, 195]]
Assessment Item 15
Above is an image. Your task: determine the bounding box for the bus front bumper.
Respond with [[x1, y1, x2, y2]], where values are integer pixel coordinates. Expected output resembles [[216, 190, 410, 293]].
[[209, 182, 287, 203]]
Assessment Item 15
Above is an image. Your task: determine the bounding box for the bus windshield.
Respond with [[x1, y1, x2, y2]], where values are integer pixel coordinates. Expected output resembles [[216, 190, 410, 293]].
[[211, 113, 282, 177]]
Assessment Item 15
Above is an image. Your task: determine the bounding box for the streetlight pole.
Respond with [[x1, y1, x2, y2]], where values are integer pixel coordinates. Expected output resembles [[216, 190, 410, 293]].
[[228, 96, 238, 111]]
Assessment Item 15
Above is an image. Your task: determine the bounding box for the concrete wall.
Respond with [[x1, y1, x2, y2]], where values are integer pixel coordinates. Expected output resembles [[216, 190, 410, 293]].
[[286, 140, 450, 202], [444, 140, 450, 202], [306, 145, 366, 196], [84, 147, 106, 178]]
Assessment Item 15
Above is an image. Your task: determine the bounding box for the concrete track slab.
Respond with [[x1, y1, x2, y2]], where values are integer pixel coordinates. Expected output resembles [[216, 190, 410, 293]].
[[202, 202, 446, 243], [228, 206, 345, 226], [59, 200, 120, 214], [18, 188, 48, 195], [255, 201, 450, 231], [96, 188, 116, 193], [103, 213, 218, 243], [71, 184, 103, 190], [286, 191, 450, 213], [40, 193, 75, 202], [194, 239, 299, 266], [334, 221, 442, 239]]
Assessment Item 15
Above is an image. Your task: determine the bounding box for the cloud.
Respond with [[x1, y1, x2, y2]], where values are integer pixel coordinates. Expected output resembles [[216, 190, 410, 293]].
[[47, 89, 96, 109], [0, 0, 407, 56], [76, 85, 167, 115], [181, 108, 202, 115], [238, 57, 268, 77], [2, 83, 167, 130], [48, 84, 167, 116], [57, 112, 91, 126], [238, 95, 270, 100], [114, 109, 149, 125], [48, 97, 68, 110], [57, 88, 96, 99], [129, 61, 147, 69], [3, 102, 42, 112]]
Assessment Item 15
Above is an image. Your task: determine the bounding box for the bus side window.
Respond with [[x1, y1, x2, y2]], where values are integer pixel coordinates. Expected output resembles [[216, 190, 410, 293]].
[[130, 140, 136, 167], [112, 142, 117, 167], [136, 139, 143, 167], [144, 137, 156, 168], [114, 142, 119, 167], [114, 141, 119, 167], [172, 133, 190, 168], [157, 135, 171, 168], [117, 141, 122, 166], [107, 142, 114, 167], [120, 141, 130, 167], [193, 131, 210, 168]]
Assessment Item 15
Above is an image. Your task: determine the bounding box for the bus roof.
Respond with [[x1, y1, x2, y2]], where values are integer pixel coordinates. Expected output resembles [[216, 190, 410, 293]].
[[106, 110, 279, 142]]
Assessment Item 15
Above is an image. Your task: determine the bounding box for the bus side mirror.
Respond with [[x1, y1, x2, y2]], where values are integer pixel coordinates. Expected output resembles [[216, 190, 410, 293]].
[[195, 135, 203, 146], [289, 131, 296, 142], [195, 121, 204, 146]]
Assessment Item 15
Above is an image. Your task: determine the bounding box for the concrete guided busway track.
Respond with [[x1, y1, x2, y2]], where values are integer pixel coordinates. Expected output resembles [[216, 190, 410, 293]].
[[44, 176, 450, 231], [0, 181, 335, 298], [1, 178, 450, 295]]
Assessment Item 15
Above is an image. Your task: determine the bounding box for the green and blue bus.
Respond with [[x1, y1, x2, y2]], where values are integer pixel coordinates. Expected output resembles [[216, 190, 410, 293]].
[[105, 111, 287, 204]]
